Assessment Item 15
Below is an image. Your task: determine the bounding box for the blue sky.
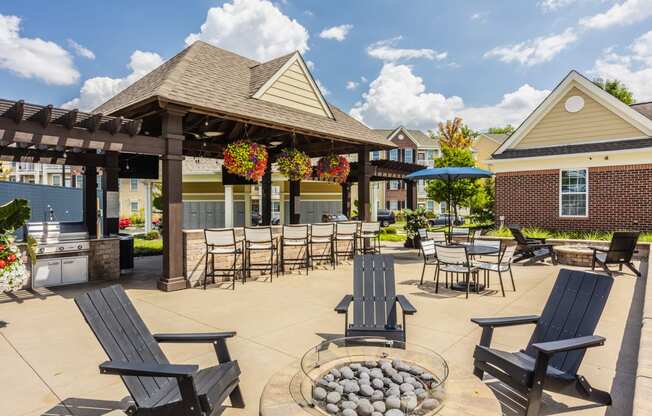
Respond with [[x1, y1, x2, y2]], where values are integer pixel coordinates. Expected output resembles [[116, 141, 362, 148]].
[[1, 0, 652, 131]]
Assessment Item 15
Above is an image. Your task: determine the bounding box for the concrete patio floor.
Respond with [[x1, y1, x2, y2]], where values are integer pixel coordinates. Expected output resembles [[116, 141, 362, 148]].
[[0, 243, 644, 416]]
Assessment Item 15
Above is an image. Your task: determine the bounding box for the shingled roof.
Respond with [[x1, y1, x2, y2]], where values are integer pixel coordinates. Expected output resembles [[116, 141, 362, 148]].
[[374, 127, 439, 148], [94, 41, 391, 148], [492, 137, 652, 159]]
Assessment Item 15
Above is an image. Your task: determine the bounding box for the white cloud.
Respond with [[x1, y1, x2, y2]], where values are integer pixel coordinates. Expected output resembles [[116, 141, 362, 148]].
[[349, 63, 463, 130], [349, 63, 549, 131], [306, 60, 315, 70], [67, 39, 95, 60], [361, 76, 368, 83], [185, 0, 309, 62], [470, 12, 489, 21], [539, 0, 578, 12], [484, 28, 578, 66], [319, 24, 352, 42], [62, 50, 164, 111], [590, 30, 652, 100], [367, 37, 447, 62], [0, 14, 79, 85], [316, 79, 330, 96], [459, 85, 550, 130], [346, 80, 359, 90], [580, 0, 652, 29]]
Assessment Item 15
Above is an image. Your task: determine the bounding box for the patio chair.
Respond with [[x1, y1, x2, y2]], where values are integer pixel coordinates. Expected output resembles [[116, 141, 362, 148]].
[[334, 222, 358, 264], [509, 225, 557, 265], [335, 254, 416, 342], [75, 285, 244, 416], [419, 239, 438, 285], [280, 224, 309, 275], [435, 244, 479, 298], [590, 231, 641, 277], [471, 269, 613, 416], [426, 230, 446, 243], [204, 228, 243, 290], [244, 226, 279, 282], [473, 240, 516, 297], [358, 222, 381, 254], [309, 223, 335, 269]]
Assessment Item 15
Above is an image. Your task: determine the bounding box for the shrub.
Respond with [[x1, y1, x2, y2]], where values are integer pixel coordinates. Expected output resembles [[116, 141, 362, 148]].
[[129, 213, 144, 225], [403, 208, 429, 239], [137, 230, 160, 240]]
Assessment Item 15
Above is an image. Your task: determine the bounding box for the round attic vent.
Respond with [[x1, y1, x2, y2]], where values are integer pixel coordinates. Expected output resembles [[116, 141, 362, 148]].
[[398, 133, 405, 140], [565, 96, 585, 113]]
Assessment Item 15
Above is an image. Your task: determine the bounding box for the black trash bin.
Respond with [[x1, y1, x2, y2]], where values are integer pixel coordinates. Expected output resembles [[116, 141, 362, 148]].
[[119, 234, 134, 274]]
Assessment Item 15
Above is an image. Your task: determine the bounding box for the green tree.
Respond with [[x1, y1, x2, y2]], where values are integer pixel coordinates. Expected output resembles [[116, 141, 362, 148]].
[[425, 146, 481, 220], [592, 78, 635, 105], [468, 177, 495, 224], [434, 117, 476, 149], [487, 125, 515, 134]]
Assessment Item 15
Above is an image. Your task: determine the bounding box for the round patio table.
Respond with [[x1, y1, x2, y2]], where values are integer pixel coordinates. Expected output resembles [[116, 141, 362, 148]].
[[447, 243, 500, 292]]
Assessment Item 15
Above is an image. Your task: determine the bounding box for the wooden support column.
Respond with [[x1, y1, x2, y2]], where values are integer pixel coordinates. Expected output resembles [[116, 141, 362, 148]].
[[84, 164, 97, 238], [261, 162, 272, 226], [341, 183, 351, 218], [102, 152, 119, 237], [357, 147, 371, 221], [224, 185, 234, 228], [406, 180, 417, 210], [289, 180, 300, 224], [159, 108, 187, 292]]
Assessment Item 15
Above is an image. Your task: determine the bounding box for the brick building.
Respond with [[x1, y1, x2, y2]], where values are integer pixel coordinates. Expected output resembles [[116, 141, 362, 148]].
[[488, 70, 652, 231]]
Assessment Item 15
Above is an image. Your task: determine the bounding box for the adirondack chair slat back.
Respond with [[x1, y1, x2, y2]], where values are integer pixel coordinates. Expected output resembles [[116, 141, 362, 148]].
[[605, 231, 639, 262], [353, 254, 397, 329], [524, 269, 613, 375], [508, 226, 527, 245], [75, 285, 171, 405]]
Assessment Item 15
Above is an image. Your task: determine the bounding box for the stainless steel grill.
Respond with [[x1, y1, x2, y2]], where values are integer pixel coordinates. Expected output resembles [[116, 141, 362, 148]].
[[27, 222, 90, 255]]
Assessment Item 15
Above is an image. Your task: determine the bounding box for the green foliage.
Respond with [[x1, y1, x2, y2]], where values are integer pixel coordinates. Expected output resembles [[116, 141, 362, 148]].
[[425, 146, 481, 218], [137, 230, 160, 240], [435, 117, 476, 149], [134, 238, 162, 256], [487, 125, 515, 134], [0, 199, 31, 234], [129, 213, 144, 225], [403, 208, 429, 239], [592, 78, 634, 105], [469, 178, 495, 224], [152, 182, 163, 212], [486, 226, 652, 242]]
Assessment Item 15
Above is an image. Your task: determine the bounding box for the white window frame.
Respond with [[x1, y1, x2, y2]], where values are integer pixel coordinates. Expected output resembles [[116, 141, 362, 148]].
[[130, 200, 139, 213], [389, 149, 398, 161], [559, 168, 589, 218], [370, 151, 380, 161], [389, 180, 399, 190], [51, 174, 61, 186], [404, 148, 413, 163], [130, 178, 139, 192]]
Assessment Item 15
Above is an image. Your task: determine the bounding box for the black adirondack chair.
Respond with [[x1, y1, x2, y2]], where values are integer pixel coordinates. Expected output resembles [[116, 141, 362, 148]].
[[591, 231, 641, 277], [471, 269, 613, 416], [75, 285, 244, 416], [509, 225, 557, 265], [335, 254, 416, 342]]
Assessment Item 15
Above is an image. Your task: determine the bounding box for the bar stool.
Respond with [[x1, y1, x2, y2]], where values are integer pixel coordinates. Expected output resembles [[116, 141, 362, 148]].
[[358, 222, 381, 254], [335, 222, 358, 264], [203, 228, 243, 290], [280, 224, 309, 275], [244, 226, 279, 282], [308, 223, 335, 269]]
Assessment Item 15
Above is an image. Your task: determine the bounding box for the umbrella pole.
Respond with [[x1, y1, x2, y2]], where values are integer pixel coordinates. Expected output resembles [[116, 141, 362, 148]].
[[448, 178, 452, 244]]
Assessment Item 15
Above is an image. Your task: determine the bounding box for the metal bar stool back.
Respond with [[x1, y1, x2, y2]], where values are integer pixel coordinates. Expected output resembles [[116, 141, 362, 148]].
[[359, 222, 381, 254], [281, 224, 309, 275], [309, 223, 335, 269], [335, 221, 358, 263], [203, 228, 242, 290], [244, 226, 279, 282]]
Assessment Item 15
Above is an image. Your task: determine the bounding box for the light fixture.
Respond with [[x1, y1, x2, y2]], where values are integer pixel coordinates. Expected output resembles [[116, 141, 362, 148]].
[[269, 140, 284, 146], [203, 131, 225, 137]]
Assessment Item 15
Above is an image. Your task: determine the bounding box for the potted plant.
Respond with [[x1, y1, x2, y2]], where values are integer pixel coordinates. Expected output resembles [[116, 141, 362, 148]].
[[0, 199, 35, 292], [316, 154, 350, 183], [223, 141, 269, 182], [403, 207, 429, 249], [277, 148, 312, 181]]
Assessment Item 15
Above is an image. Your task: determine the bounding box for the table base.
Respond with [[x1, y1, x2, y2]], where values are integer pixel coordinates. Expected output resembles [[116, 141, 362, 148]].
[[450, 281, 486, 292]]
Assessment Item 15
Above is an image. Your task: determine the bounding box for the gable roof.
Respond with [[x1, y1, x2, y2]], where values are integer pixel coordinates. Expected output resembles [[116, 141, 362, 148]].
[[494, 70, 652, 156], [631, 101, 652, 121], [480, 133, 509, 144], [493, 137, 652, 159], [374, 127, 439, 148], [94, 41, 390, 149]]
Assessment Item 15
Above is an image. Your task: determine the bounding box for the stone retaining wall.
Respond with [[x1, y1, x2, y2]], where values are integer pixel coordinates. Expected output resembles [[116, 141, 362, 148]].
[[89, 238, 120, 281]]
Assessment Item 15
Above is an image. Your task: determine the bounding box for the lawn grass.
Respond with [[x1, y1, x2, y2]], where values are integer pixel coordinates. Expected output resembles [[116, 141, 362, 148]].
[[134, 238, 163, 256], [486, 226, 652, 242]]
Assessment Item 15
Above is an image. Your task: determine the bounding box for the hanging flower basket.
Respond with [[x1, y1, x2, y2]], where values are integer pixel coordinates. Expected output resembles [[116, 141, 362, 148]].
[[277, 148, 312, 181], [223, 141, 268, 182], [0, 236, 28, 292], [316, 154, 350, 183]]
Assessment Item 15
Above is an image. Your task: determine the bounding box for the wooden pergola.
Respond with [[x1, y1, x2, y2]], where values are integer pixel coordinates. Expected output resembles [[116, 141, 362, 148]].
[[0, 97, 392, 291]]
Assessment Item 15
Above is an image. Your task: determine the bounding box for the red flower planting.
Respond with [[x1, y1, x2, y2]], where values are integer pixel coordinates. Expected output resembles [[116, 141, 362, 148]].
[[316, 155, 350, 183]]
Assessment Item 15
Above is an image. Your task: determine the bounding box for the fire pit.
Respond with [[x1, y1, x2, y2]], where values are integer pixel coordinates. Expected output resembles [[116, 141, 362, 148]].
[[300, 337, 448, 416]]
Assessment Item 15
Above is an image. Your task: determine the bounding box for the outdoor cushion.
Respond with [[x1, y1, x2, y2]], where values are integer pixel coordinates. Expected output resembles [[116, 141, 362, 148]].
[[474, 261, 510, 272], [208, 247, 240, 254], [440, 264, 477, 273]]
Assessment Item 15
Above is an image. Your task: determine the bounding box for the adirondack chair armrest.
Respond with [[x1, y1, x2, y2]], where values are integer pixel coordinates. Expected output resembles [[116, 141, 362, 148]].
[[154, 332, 236, 343], [471, 315, 540, 328], [335, 295, 353, 313], [99, 360, 198, 377], [526, 237, 546, 244], [588, 246, 608, 253], [532, 335, 606, 355], [396, 295, 417, 315]]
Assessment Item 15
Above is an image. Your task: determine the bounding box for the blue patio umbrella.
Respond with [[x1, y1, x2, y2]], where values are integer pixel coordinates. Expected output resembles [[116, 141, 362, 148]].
[[404, 167, 494, 236]]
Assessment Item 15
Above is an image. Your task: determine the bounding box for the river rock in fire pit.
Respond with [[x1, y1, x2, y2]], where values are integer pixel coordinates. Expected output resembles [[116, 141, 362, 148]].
[[330, 368, 341, 378], [371, 378, 384, 389], [385, 409, 404, 416], [342, 409, 357, 416], [326, 391, 341, 404], [356, 402, 374, 416], [370, 368, 384, 379], [325, 403, 339, 414], [370, 390, 384, 401], [422, 398, 439, 410], [313, 387, 327, 400], [341, 400, 357, 410], [385, 396, 401, 409], [360, 384, 374, 397], [372, 400, 386, 413], [399, 383, 414, 393], [343, 380, 360, 393], [341, 367, 355, 379], [364, 360, 378, 368]]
